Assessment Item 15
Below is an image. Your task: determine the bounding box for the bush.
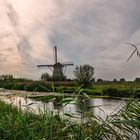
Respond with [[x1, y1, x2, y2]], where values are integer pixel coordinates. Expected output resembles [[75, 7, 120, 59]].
[[0, 82, 4, 88], [133, 88, 140, 98], [3, 82, 13, 89], [134, 77, 140, 82], [52, 75, 66, 81], [41, 73, 51, 81], [103, 87, 132, 97], [24, 82, 52, 92], [103, 87, 118, 96], [12, 82, 25, 90]]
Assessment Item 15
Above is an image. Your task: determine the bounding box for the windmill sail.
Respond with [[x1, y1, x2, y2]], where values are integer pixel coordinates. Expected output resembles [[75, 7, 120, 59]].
[[54, 46, 57, 63], [37, 46, 74, 79]]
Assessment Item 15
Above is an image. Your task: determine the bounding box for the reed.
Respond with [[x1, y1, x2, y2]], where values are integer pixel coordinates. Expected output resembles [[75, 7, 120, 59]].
[[0, 93, 140, 140]]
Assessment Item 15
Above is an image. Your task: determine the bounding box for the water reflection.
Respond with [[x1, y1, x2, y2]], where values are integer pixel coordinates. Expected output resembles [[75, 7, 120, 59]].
[[91, 98, 124, 119], [75, 96, 93, 122], [0, 94, 125, 120]]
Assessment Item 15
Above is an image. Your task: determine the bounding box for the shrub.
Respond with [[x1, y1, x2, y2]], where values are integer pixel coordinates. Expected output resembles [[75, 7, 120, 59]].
[[52, 75, 66, 81], [133, 88, 140, 98], [134, 77, 140, 82], [24, 82, 52, 92], [12, 82, 25, 90], [3, 82, 13, 89], [41, 73, 51, 81], [102, 87, 135, 97], [103, 87, 118, 96]]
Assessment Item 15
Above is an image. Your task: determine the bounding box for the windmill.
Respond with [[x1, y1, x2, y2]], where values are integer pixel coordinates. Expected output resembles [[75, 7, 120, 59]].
[[37, 46, 74, 79]]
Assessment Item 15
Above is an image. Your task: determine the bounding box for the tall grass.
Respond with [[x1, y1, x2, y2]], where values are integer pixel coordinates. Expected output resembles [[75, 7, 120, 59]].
[[0, 93, 140, 140]]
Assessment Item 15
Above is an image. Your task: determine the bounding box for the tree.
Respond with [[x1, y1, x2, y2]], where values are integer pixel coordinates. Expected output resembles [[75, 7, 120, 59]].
[[73, 64, 94, 88], [41, 73, 50, 81], [97, 78, 103, 82], [134, 77, 140, 82], [120, 78, 125, 82], [113, 79, 117, 82], [0, 74, 13, 82]]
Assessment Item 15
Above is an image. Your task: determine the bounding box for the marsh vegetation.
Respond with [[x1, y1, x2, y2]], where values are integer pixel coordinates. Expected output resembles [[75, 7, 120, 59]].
[[0, 93, 140, 140]]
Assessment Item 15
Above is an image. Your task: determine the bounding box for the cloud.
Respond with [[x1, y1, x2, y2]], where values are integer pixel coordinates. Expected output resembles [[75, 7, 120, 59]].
[[0, 0, 140, 80]]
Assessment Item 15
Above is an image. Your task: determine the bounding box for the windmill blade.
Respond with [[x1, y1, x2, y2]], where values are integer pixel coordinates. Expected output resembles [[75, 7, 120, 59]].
[[37, 64, 54, 67], [61, 62, 74, 66], [37, 64, 54, 72], [126, 43, 137, 49], [125, 43, 140, 61], [127, 49, 137, 62], [54, 46, 57, 63]]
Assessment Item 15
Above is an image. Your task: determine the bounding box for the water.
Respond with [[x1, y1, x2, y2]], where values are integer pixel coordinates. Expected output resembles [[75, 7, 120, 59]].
[[0, 90, 125, 120]]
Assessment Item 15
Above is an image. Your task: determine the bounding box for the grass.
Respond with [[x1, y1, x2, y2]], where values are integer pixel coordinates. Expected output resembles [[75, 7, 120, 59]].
[[0, 93, 140, 139], [0, 80, 140, 98]]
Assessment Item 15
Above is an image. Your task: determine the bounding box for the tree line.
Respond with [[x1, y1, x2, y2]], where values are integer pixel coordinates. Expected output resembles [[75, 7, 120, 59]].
[[0, 64, 139, 89]]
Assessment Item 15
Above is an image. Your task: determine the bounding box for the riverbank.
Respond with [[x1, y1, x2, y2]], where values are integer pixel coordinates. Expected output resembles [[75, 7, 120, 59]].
[[0, 95, 139, 139], [0, 88, 140, 101], [0, 81, 139, 98]]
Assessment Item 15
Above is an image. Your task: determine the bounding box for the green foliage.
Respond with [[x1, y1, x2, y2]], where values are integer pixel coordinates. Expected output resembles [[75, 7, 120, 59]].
[[0, 77, 139, 98], [83, 89, 102, 95], [41, 73, 51, 81], [13, 77, 32, 82], [120, 78, 125, 82], [110, 100, 140, 139], [12, 82, 26, 90], [41, 73, 67, 81], [113, 79, 117, 82], [24, 82, 52, 92], [2, 82, 13, 89], [52, 75, 66, 81], [0, 101, 68, 140], [96, 78, 103, 82], [0, 94, 140, 139], [103, 87, 118, 96], [73, 64, 94, 88], [102, 87, 140, 98], [0, 74, 32, 83], [134, 77, 140, 82], [0, 74, 13, 82]]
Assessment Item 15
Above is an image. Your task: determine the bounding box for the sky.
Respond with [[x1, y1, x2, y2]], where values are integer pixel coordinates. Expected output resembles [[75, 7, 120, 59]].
[[0, 0, 140, 81]]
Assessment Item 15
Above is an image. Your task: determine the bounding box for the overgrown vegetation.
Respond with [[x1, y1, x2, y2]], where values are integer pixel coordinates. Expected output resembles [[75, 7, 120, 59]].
[[0, 80, 140, 98], [0, 95, 140, 139], [0, 74, 140, 98]]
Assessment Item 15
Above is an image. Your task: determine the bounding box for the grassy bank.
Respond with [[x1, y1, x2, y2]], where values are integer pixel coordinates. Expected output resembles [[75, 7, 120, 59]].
[[0, 80, 140, 98], [0, 97, 140, 139]]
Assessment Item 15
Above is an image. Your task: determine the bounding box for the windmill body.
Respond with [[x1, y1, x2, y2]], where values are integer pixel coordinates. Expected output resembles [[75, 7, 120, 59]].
[[37, 46, 73, 79], [53, 62, 63, 77]]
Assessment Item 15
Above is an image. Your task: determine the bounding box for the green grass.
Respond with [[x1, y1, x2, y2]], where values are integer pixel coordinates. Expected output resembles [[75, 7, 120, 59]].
[[0, 80, 140, 98], [0, 94, 140, 139]]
